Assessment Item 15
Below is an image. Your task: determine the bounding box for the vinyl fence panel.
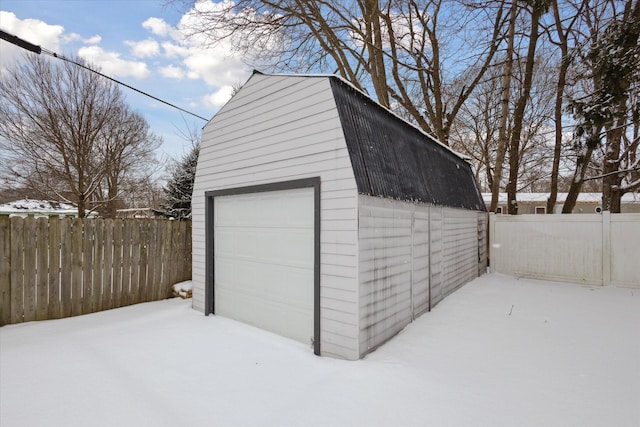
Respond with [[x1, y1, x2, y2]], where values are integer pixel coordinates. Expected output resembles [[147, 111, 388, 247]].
[[490, 212, 639, 288]]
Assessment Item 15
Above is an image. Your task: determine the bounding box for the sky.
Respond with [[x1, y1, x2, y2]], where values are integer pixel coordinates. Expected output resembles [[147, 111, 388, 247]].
[[0, 0, 254, 162]]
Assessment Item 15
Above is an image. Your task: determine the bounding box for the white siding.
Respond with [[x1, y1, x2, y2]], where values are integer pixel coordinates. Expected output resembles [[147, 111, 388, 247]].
[[441, 207, 482, 298], [411, 210, 430, 317], [358, 197, 413, 355], [478, 212, 488, 277], [357, 196, 484, 356], [192, 74, 360, 360], [358, 195, 486, 355], [429, 208, 444, 307]]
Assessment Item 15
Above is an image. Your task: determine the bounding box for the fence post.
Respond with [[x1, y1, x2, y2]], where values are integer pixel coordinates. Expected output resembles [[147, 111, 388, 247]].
[[602, 211, 611, 286]]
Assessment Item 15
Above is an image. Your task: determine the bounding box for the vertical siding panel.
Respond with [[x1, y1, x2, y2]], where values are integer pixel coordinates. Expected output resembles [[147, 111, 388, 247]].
[[441, 208, 478, 299], [412, 208, 430, 317], [429, 207, 443, 308], [358, 196, 412, 355], [478, 212, 488, 276]]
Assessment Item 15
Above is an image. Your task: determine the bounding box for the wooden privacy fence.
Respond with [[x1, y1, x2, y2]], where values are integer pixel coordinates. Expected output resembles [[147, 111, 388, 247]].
[[0, 217, 192, 326]]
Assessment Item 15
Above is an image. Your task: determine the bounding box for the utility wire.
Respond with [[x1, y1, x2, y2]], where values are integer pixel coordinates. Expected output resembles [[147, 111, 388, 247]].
[[0, 29, 209, 122]]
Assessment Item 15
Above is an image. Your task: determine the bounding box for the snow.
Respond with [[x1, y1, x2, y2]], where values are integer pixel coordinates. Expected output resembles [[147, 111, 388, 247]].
[[171, 280, 193, 298], [0, 199, 78, 214], [1, 274, 639, 427]]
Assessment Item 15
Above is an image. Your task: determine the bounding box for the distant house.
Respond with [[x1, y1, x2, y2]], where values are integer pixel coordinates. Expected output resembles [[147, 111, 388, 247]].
[[0, 199, 92, 218], [482, 192, 640, 214], [192, 72, 487, 360]]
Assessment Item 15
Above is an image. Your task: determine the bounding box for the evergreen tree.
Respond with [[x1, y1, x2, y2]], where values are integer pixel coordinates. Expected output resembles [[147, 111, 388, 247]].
[[162, 144, 199, 219]]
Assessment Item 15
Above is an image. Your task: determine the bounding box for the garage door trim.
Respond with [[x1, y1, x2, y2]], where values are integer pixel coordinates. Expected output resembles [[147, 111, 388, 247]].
[[205, 177, 321, 355]]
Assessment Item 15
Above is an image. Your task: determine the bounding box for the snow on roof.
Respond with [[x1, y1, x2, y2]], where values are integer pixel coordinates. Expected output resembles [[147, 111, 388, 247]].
[[481, 192, 640, 204], [0, 199, 78, 214]]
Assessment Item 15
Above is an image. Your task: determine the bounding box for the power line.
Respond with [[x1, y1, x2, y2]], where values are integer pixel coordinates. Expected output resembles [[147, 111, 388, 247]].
[[0, 29, 209, 122]]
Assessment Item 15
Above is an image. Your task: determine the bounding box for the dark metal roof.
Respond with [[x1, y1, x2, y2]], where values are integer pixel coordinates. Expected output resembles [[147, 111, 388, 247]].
[[329, 78, 486, 211]]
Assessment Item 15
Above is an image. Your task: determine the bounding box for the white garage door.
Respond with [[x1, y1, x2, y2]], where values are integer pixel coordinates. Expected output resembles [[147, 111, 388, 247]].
[[214, 187, 315, 344]]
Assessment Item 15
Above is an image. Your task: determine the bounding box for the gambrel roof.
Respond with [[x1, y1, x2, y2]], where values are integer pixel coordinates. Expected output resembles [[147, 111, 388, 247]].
[[327, 76, 486, 211]]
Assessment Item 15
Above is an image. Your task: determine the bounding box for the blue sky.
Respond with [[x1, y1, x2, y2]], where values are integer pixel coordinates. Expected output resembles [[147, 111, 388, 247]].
[[0, 0, 254, 162]]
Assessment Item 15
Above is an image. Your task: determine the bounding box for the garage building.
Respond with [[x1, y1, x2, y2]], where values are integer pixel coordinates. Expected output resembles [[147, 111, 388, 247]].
[[192, 72, 487, 360]]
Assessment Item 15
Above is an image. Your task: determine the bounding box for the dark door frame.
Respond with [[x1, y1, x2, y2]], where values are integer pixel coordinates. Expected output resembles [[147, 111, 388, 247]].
[[204, 177, 321, 355]]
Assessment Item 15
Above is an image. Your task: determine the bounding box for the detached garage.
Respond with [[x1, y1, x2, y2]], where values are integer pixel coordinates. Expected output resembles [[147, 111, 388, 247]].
[[192, 71, 487, 360]]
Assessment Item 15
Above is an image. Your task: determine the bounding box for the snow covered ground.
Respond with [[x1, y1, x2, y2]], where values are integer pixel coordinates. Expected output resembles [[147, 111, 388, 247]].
[[1, 273, 638, 427]]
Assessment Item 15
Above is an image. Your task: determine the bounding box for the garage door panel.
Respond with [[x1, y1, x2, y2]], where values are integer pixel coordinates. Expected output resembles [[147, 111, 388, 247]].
[[216, 189, 314, 228], [214, 186, 315, 345], [216, 228, 313, 267]]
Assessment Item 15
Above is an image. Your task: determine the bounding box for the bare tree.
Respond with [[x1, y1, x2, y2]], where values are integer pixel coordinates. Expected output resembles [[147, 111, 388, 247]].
[[97, 107, 161, 217], [489, 0, 519, 212], [176, 0, 507, 144], [504, 0, 550, 215], [543, 0, 583, 213], [0, 54, 160, 217], [450, 51, 556, 197]]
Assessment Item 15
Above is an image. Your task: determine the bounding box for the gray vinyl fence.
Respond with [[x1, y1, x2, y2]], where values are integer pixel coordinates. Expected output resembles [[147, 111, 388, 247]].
[[489, 212, 640, 288], [0, 216, 192, 326]]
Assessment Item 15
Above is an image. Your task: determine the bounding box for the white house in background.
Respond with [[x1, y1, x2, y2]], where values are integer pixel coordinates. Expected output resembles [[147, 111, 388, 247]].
[[192, 72, 488, 360], [482, 192, 640, 214], [0, 199, 91, 218]]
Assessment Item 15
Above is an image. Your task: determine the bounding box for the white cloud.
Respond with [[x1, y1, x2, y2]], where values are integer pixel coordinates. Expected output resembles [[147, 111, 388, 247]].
[[142, 17, 175, 38], [125, 38, 160, 58], [63, 33, 102, 45], [203, 85, 234, 108], [78, 46, 150, 79], [139, 1, 252, 89], [159, 64, 185, 79], [0, 11, 64, 66]]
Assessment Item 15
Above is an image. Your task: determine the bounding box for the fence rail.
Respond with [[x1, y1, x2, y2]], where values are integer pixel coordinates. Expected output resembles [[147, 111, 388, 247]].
[[0, 217, 192, 326]]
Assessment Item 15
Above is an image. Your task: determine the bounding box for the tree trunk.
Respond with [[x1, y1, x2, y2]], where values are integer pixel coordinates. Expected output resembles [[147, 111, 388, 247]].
[[563, 144, 595, 213], [547, 0, 572, 214], [489, 0, 518, 212], [507, 2, 543, 215], [602, 117, 625, 212]]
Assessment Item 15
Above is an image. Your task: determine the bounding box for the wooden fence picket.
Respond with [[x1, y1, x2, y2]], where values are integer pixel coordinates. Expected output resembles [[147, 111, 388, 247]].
[[23, 217, 37, 322], [60, 218, 72, 318], [0, 217, 192, 326], [48, 217, 61, 320], [0, 217, 11, 325]]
